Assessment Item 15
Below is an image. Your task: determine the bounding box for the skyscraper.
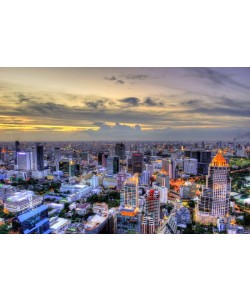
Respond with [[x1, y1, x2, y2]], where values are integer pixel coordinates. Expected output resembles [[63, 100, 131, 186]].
[[141, 215, 155, 234], [17, 151, 33, 171], [140, 170, 150, 185], [107, 156, 120, 175], [34, 143, 44, 171], [198, 150, 231, 218], [184, 150, 211, 175], [144, 189, 160, 229], [55, 147, 61, 171], [120, 175, 139, 207], [15, 140, 20, 164], [132, 152, 144, 174], [115, 143, 126, 160], [183, 158, 198, 175]]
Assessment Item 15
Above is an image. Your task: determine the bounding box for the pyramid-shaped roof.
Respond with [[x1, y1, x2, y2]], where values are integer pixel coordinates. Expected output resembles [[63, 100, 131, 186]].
[[210, 150, 229, 167]]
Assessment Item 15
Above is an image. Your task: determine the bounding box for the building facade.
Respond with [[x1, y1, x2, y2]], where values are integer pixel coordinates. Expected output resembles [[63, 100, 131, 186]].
[[199, 151, 231, 217]]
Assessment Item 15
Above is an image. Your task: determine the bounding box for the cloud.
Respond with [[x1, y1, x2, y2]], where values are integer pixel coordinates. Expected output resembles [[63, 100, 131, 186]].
[[124, 74, 148, 80], [120, 97, 140, 106], [143, 97, 164, 107], [104, 76, 125, 84], [187, 67, 250, 91]]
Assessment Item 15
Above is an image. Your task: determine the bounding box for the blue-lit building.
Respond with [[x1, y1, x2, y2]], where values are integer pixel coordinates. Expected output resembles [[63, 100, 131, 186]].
[[12, 205, 51, 234]]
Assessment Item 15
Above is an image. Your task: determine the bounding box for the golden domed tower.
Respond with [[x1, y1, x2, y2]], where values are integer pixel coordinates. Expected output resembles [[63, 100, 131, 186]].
[[199, 150, 231, 217]]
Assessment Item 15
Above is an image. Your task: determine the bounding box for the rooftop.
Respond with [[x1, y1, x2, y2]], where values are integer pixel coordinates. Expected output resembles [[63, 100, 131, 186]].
[[210, 150, 229, 167]]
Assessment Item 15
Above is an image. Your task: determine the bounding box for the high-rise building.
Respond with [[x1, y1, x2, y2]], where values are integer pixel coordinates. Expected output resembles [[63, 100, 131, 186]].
[[132, 152, 144, 174], [81, 152, 89, 163], [106, 156, 120, 175], [156, 173, 170, 189], [120, 175, 139, 207], [183, 158, 198, 175], [184, 150, 211, 175], [115, 143, 126, 160], [102, 153, 108, 167], [116, 172, 127, 190], [198, 150, 231, 217], [34, 143, 44, 171], [59, 159, 70, 176], [15, 140, 20, 164], [116, 207, 141, 234], [98, 152, 103, 165], [140, 170, 150, 185], [55, 147, 61, 171], [17, 151, 33, 171], [141, 215, 155, 234], [144, 189, 160, 228]]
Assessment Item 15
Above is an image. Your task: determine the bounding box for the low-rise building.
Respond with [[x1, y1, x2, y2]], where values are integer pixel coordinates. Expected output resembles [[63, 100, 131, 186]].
[[4, 191, 43, 213], [50, 217, 71, 234]]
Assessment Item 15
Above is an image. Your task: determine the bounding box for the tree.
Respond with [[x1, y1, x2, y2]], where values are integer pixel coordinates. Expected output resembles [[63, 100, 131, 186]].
[[0, 224, 9, 234], [188, 200, 195, 208]]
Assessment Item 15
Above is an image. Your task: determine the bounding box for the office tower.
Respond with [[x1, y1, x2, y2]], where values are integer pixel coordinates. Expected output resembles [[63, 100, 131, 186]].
[[201, 141, 205, 149], [115, 143, 126, 160], [59, 159, 70, 176], [217, 141, 222, 149], [199, 150, 231, 217], [98, 152, 103, 165], [184, 150, 211, 175], [34, 143, 44, 171], [120, 175, 139, 207], [55, 147, 61, 171], [156, 173, 170, 189], [141, 215, 155, 234], [132, 152, 144, 174], [145, 163, 154, 176], [162, 158, 169, 173], [15, 140, 20, 164], [55, 147, 61, 161], [12, 204, 51, 234], [17, 151, 33, 171], [140, 170, 150, 185], [81, 152, 89, 163], [127, 157, 133, 173], [144, 189, 160, 228], [69, 160, 80, 177], [116, 172, 127, 190], [102, 153, 108, 167], [106, 156, 120, 175], [183, 158, 198, 175], [116, 207, 141, 234]]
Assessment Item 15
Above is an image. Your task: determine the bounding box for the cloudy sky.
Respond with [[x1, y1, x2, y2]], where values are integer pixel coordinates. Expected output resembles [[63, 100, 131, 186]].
[[0, 67, 249, 141]]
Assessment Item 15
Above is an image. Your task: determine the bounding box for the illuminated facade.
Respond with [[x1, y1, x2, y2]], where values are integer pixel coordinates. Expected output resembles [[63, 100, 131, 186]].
[[116, 207, 141, 234], [120, 175, 139, 207], [141, 214, 155, 234], [144, 189, 160, 228], [198, 151, 231, 217]]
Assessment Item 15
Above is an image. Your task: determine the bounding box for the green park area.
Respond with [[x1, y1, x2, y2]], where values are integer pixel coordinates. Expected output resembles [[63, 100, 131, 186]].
[[230, 157, 250, 169]]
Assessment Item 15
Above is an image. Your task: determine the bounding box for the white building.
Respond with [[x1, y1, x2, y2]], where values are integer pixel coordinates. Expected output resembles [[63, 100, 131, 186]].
[[140, 170, 150, 185], [50, 217, 71, 234], [152, 184, 168, 204], [88, 175, 99, 188], [4, 191, 43, 213], [17, 152, 33, 171]]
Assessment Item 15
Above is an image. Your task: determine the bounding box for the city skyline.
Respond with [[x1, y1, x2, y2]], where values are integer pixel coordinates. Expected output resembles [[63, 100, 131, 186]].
[[0, 67, 249, 142]]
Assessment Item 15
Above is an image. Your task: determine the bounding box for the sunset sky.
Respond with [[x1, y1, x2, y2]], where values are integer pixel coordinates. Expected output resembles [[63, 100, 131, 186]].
[[0, 67, 249, 141]]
